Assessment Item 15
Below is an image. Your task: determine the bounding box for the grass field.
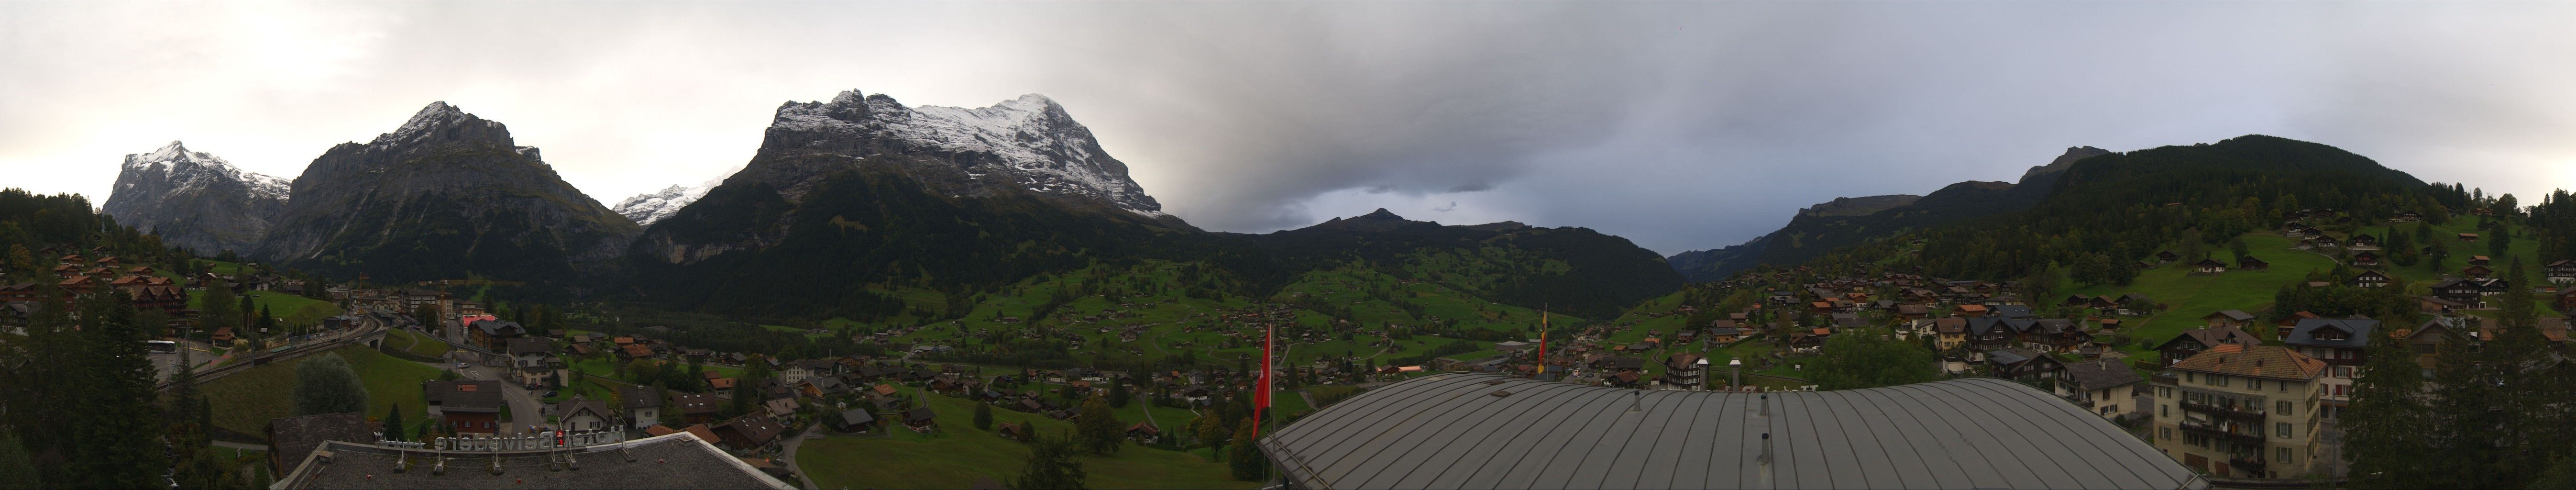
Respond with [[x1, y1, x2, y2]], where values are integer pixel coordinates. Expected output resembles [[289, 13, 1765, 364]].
[[2059, 233, 2343, 357], [187, 289, 347, 327], [384, 329, 452, 358], [203, 345, 444, 436], [795, 387, 1254, 490]]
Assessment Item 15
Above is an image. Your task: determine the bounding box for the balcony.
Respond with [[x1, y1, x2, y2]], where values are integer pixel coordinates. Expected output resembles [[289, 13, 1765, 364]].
[[2180, 420, 2267, 445], [2229, 455, 2267, 473], [2180, 400, 2270, 422]]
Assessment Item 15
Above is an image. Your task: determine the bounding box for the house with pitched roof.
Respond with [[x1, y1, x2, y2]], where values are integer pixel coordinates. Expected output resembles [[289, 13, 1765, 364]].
[[2150, 344, 2327, 479]]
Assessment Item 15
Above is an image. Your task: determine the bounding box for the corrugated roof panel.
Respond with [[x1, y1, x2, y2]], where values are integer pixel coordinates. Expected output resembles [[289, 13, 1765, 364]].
[[1261, 374, 2202, 490]]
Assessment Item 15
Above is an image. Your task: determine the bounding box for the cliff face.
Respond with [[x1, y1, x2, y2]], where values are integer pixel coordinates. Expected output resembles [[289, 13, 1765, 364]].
[[101, 141, 290, 254], [253, 102, 638, 282]]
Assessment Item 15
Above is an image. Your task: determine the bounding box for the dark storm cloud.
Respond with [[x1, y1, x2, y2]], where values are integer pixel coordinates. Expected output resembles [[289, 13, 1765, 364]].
[[6, 2, 2574, 256]]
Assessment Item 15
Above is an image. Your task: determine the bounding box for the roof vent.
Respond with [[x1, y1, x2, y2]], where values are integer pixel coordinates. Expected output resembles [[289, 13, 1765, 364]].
[[1483, 379, 1508, 385], [1489, 390, 1511, 397]]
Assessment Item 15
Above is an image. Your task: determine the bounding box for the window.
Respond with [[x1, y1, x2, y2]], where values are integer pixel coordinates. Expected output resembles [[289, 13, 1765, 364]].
[[2161, 405, 2169, 417], [2161, 427, 2173, 440], [2336, 366, 2354, 378], [2213, 375, 2229, 387], [2415, 344, 2438, 355], [2279, 447, 2292, 462], [2280, 381, 2291, 393], [2186, 372, 2197, 383], [2277, 423, 2292, 438], [2277, 401, 2292, 415], [2249, 379, 2263, 390]]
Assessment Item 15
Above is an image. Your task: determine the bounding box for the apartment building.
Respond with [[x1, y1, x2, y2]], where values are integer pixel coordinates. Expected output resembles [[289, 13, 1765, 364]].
[[2150, 344, 2326, 479]]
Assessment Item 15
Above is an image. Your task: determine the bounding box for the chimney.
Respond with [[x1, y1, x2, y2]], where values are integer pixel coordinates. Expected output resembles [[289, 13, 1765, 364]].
[[1760, 394, 1771, 417], [1629, 390, 1643, 413]]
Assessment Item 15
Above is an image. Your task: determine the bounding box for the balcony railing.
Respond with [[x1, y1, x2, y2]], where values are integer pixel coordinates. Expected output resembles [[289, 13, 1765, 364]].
[[2229, 455, 2267, 473], [2180, 400, 2270, 422], [2180, 420, 2267, 444]]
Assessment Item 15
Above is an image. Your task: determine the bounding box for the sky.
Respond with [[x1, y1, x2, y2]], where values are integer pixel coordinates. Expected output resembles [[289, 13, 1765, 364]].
[[5, 2, 2576, 256]]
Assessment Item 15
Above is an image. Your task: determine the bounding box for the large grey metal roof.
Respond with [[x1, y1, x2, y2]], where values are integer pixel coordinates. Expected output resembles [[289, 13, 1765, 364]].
[[1259, 373, 2204, 490]]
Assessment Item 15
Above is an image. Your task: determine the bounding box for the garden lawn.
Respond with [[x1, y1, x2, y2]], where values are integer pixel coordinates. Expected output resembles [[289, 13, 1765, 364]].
[[795, 389, 1253, 490], [203, 345, 444, 436]]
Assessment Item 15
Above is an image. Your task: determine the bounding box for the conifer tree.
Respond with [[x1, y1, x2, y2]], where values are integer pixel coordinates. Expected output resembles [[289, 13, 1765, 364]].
[[66, 292, 167, 488], [384, 405, 407, 443], [974, 402, 995, 431], [1227, 418, 1266, 481], [2342, 324, 2434, 488]]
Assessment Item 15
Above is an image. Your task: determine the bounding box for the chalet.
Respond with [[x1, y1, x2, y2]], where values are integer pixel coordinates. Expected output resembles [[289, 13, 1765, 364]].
[[2022, 319, 2091, 354], [1895, 303, 1930, 320], [1706, 325, 1743, 344], [2157, 251, 2181, 263], [2202, 310, 2256, 329], [424, 380, 504, 434], [799, 376, 848, 399], [2561, 288, 2576, 315], [466, 319, 526, 351], [2286, 318, 2375, 366], [2312, 236, 2340, 248], [672, 392, 723, 424], [2155, 326, 2260, 366], [996, 421, 1032, 441], [2192, 259, 2227, 274], [2063, 294, 2092, 307], [619, 343, 654, 359], [2394, 211, 2423, 222], [712, 413, 789, 451], [2549, 259, 2576, 284], [1126, 422, 1161, 443], [2419, 295, 2466, 314], [1954, 304, 1990, 317], [2348, 270, 2391, 289], [1662, 353, 1706, 388], [1965, 316, 2032, 352], [505, 337, 562, 387], [2345, 251, 2382, 267], [2059, 358, 2145, 419], [556, 396, 616, 432], [2237, 256, 2270, 271], [2470, 255, 2493, 267], [2461, 233, 2481, 242], [903, 407, 938, 430], [1983, 347, 2066, 382], [2434, 278, 2486, 308], [2349, 234, 2379, 249], [828, 409, 878, 434], [617, 385, 663, 429]]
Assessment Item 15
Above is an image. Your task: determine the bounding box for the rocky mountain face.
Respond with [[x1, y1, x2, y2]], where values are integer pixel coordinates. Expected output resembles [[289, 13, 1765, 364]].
[[253, 102, 639, 283], [1666, 145, 2114, 281], [633, 90, 1185, 267], [101, 141, 290, 254], [612, 177, 724, 226]]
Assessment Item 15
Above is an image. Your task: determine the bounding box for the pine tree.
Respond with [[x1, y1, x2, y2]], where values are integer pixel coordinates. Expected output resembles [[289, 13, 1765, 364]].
[[974, 402, 996, 431], [383, 405, 407, 443], [2342, 324, 2434, 489], [66, 292, 168, 488], [2428, 325, 2509, 488], [1107, 377, 1131, 409]]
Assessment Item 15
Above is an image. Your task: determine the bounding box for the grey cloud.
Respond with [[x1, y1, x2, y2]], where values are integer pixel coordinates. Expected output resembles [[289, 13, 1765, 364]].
[[5, 2, 2575, 256]]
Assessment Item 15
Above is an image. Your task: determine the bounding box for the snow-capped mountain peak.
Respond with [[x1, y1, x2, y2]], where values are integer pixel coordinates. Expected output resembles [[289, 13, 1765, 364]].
[[613, 175, 727, 226], [119, 141, 290, 200], [766, 89, 1166, 216]]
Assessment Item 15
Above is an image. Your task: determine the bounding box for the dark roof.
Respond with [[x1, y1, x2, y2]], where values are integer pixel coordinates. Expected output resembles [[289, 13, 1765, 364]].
[[2062, 358, 2145, 390], [621, 385, 664, 409], [2205, 310, 2256, 322], [2158, 326, 2260, 352], [506, 336, 553, 355], [1259, 373, 2203, 490], [835, 409, 876, 426], [2287, 318, 2378, 348], [279, 432, 793, 489], [425, 380, 504, 412], [470, 319, 525, 337]]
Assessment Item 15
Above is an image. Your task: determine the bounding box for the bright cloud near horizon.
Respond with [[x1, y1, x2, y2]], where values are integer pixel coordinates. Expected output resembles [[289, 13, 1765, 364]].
[[5, 2, 2576, 256]]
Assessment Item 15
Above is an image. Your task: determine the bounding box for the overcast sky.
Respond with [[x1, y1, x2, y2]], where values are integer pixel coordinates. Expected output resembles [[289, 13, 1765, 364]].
[[6, 2, 2576, 255]]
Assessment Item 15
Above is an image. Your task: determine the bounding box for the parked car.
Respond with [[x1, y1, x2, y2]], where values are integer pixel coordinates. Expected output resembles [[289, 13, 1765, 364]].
[[455, 362, 469, 369]]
